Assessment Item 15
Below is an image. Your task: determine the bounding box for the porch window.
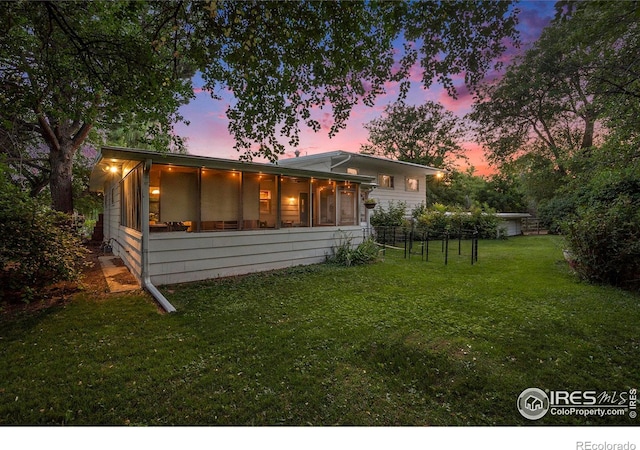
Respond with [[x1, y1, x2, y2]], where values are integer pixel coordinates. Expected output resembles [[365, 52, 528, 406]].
[[337, 183, 358, 226], [314, 180, 336, 226], [242, 173, 278, 229], [280, 176, 310, 227], [200, 169, 241, 230], [120, 164, 142, 231], [150, 165, 198, 232], [141, 164, 362, 232]]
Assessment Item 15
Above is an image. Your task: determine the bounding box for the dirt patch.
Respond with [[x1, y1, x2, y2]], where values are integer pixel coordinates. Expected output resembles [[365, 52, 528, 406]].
[[82, 243, 111, 294]]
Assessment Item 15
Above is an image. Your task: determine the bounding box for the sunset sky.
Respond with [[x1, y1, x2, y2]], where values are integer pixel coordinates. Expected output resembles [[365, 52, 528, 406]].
[[174, 1, 556, 176]]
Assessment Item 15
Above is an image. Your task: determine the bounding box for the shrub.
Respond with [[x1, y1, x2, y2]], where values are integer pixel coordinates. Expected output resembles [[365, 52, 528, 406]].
[[0, 162, 90, 302], [328, 234, 381, 267], [538, 195, 576, 234], [563, 167, 640, 289], [370, 201, 407, 227], [416, 204, 501, 239]]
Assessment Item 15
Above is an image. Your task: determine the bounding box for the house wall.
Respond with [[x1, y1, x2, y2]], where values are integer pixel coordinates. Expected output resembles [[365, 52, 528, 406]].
[[147, 226, 364, 286], [336, 166, 427, 216], [279, 154, 440, 219], [101, 179, 143, 281]]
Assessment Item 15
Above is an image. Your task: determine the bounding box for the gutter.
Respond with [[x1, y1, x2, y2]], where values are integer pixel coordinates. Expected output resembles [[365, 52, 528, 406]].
[[141, 159, 176, 313]]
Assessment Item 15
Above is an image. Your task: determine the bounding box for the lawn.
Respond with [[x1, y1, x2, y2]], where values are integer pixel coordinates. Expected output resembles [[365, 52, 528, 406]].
[[1, 235, 639, 425]]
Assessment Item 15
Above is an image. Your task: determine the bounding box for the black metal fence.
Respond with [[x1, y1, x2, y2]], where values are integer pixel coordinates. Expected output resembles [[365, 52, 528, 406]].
[[367, 224, 479, 265]]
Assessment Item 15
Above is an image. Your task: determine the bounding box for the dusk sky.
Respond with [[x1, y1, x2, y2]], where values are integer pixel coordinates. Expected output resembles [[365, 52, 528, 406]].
[[174, 1, 556, 176]]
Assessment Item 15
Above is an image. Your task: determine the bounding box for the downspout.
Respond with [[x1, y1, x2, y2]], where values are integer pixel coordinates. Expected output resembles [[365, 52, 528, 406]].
[[330, 153, 352, 170], [141, 159, 177, 313]]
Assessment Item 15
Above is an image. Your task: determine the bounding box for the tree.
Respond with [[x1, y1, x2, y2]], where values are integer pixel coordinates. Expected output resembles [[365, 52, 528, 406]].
[[360, 101, 467, 169], [425, 167, 486, 209], [0, 1, 194, 213], [511, 1, 640, 288], [554, 1, 640, 125], [194, 1, 519, 161], [468, 16, 603, 193], [1, 1, 519, 213], [476, 172, 527, 212]]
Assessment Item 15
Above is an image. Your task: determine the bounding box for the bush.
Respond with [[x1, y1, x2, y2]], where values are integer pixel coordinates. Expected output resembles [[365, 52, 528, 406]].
[[416, 204, 501, 239], [328, 234, 381, 267], [0, 162, 90, 302], [370, 201, 407, 228], [563, 167, 640, 289], [538, 195, 576, 234]]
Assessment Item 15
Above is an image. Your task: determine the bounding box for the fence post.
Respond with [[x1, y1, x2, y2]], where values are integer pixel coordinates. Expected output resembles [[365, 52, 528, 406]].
[[445, 231, 449, 265], [404, 228, 408, 259], [475, 234, 479, 263], [425, 231, 429, 262], [471, 230, 479, 265]]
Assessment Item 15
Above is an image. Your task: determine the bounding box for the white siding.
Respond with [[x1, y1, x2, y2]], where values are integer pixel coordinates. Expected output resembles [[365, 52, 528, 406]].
[[370, 185, 425, 212], [498, 218, 523, 237], [147, 226, 364, 286], [364, 169, 427, 216]]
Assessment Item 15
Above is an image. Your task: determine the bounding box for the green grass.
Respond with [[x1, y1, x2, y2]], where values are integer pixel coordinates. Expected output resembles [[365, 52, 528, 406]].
[[1, 235, 639, 425]]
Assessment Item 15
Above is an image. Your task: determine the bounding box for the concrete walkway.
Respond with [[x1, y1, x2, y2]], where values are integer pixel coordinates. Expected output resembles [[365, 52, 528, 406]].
[[98, 255, 140, 293]]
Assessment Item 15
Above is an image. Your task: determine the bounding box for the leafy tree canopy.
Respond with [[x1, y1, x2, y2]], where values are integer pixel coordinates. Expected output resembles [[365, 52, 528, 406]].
[[0, 0, 519, 212], [360, 100, 467, 169], [468, 17, 602, 179], [1, 1, 194, 212]]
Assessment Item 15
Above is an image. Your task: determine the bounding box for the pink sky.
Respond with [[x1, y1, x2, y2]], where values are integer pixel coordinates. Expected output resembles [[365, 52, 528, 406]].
[[175, 1, 555, 177]]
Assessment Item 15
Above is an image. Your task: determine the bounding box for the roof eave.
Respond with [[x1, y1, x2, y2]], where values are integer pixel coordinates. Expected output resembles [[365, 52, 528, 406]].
[[89, 147, 375, 192]]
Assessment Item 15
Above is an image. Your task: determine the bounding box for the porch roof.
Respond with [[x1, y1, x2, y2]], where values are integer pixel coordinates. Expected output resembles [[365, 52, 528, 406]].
[[90, 146, 375, 192]]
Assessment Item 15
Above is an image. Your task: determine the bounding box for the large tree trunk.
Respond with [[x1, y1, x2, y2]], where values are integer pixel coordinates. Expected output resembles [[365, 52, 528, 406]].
[[37, 115, 93, 213], [49, 142, 75, 214]]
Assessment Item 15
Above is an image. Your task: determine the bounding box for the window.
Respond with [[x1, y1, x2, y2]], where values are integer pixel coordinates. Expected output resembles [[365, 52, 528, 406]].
[[406, 177, 419, 192], [346, 168, 359, 175], [139, 163, 362, 232], [120, 164, 142, 231], [149, 165, 198, 232], [378, 174, 394, 189]]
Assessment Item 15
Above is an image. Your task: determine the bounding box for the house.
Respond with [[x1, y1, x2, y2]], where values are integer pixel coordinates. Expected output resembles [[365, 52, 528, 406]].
[[89, 147, 374, 312], [278, 151, 444, 222]]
